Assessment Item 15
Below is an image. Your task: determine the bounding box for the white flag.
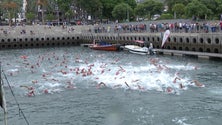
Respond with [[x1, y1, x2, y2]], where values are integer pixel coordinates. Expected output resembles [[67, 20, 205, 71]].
[[161, 30, 170, 48]]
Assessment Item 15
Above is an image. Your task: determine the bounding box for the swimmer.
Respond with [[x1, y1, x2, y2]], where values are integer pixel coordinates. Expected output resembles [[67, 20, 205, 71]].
[[166, 87, 174, 93], [32, 80, 38, 84], [173, 77, 181, 83], [20, 55, 28, 59], [20, 85, 35, 96], [192, 80, 205, 87], [131, 79, 140, 83], [96, 82, 106, 89], [125, 82, 130, 89], [43, 89, 49, 94], [179, 83, 185, 89], [113, 84, 122, 88], [137, 84, 145, 90]]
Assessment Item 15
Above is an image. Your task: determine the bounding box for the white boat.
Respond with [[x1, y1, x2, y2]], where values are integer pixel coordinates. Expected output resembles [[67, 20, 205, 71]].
[[124, 45, 149, 55]]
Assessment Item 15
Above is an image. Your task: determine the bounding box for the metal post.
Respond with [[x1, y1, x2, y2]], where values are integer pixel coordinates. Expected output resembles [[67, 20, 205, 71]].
[[127, 0, 129, 22], [0, 62, 8, 125], [55, 0, 59, 26]]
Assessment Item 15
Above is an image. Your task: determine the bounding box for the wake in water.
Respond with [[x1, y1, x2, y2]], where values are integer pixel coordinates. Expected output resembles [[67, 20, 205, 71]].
[[1, 50, 204, 97]]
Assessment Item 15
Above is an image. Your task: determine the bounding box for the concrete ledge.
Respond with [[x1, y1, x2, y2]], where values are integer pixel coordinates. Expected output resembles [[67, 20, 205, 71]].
[[154, 49, 222, 59]]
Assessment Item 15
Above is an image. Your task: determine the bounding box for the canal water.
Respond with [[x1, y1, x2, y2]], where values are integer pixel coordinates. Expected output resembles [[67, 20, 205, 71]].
[[0, 46, 222, 125]]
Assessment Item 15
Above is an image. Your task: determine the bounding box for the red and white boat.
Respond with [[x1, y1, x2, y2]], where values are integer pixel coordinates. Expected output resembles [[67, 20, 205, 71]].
[[89, 40, 120, 51]]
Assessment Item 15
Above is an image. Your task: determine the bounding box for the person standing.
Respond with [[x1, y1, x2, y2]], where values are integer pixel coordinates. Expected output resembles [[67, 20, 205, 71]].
[[149, 43, 154, 55]]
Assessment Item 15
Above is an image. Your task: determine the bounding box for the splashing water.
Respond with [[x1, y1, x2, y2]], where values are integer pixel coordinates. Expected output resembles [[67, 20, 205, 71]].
[[0, 47, 204, 97]]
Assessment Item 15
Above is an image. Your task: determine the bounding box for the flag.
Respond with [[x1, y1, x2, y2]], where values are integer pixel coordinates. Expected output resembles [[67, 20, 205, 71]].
[[161, 29, 170, 48]]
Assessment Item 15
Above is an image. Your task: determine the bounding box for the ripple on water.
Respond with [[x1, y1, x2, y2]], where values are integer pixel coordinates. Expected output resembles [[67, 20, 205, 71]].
[[1, 47, 222, 125]]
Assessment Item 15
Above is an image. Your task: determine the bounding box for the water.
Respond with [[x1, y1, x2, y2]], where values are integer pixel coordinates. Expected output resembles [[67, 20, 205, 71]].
[[0, 47, 222, 125]]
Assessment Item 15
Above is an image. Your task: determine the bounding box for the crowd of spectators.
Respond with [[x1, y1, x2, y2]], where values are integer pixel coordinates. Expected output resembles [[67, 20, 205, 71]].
[[92, 20, 222, 34], [1, 20, 222, 37]]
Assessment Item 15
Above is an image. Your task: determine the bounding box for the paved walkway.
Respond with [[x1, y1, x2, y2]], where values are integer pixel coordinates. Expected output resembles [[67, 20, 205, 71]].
[[0, 25, 92, 38], [154, 49, 222, 58]]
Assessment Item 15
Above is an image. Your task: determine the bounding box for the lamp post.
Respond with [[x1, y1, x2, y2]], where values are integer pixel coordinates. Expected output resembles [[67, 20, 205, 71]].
[[126, 0, 129, 22], [55, 0, 59, 26], [55, 6, 59, 26]]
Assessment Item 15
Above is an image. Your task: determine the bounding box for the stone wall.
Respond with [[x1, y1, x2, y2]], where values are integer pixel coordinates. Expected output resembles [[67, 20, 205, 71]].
[[81, 32, 222, 54], [0, 25, 221, 54]]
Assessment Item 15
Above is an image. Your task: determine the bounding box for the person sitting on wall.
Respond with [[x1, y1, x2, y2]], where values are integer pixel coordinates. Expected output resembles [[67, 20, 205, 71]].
[[30, 30, 35, 35], [3, 30, 8, 35], [21, 29, 26, 34]]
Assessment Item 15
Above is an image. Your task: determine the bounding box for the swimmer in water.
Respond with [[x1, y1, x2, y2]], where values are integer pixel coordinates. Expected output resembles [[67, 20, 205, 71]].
[[173, 77, 181, 83], [192, 80, 205, 87], [166, 87, 174, 93], [125, 82, 130, 89], [20, 85, 35, 96], [96, 82, 106, 89]]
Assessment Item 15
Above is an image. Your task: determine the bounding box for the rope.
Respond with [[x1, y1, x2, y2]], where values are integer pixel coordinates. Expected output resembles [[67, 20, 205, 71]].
[[1, 69, 30, 125]]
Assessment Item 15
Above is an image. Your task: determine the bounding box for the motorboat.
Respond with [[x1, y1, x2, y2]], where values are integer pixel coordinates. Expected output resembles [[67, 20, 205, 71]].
[[124, 40, 155, 55], [89, 40, 121, 51], [124, 45, 149, 55]]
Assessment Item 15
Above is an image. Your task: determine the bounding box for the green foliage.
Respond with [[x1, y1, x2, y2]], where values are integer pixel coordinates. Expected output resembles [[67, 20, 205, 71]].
[[57, 0, 73, 12], [199, 0, 222, 17], [134, 4, 146, 17], [100, 0, 123, 19], [185, 0, 212, 19], [172, 3, 185, 18], [46, 13, 55, 21], [134, 0, 163, 19], [123, 0, 137, 9], [77, 0, 103, 19], [26, 12, 35, 21], [165, 0, 192, 13], [2, 0, 222, 25], [159, 13, 173, 19], [112, 3, 133, 22]]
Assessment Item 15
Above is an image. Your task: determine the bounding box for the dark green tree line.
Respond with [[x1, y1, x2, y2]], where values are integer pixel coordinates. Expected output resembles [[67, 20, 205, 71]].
[[1, 0, 222, 25]]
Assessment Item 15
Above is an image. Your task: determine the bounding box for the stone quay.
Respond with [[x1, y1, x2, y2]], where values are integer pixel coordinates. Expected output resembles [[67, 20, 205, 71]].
[[0, 24, 222, 59]]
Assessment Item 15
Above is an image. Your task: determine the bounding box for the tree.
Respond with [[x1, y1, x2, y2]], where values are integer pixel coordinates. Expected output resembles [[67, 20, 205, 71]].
[[165, 0, 191, 13], [134, 0, 163, 20], [76, 0, 103, 21], [100, 0, 122, 20], [26, 12, 35, 24], [200, 0, 222, 19], [185, 0, 212, 20], [64, 10, 74, 22], [172, 3, 185, 18], [46, 13, 55, 21], [217, 4, 222, 19], [56, 0, 74, 21], [123, 0, 137, 9], [37, 0, 48, 24], [134, 4, 146, 17], [1, 0, 18, 26], [216, 0, 222, 18], [112, 3, 133, 22]]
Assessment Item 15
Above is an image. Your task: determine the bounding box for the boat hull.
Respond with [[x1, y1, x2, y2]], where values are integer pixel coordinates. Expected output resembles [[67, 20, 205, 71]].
[[90, 44, 120, 51], [125, 45, 149, 55]]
